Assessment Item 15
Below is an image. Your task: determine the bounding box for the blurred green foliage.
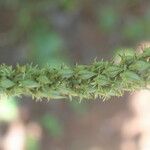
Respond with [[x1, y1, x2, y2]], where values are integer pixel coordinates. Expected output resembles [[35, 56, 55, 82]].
[[0, 0, 72, 66], [123, 19, 144, 40], [98, 2, 150, 43], [0, 0, 78, 11], [41, 114, 64, 138], [26, 134, 40, 150], [99, 6, 119, 32], [70, 100, 88, 115], [28, 25, 67, 67], [0, 97, 18, 122]]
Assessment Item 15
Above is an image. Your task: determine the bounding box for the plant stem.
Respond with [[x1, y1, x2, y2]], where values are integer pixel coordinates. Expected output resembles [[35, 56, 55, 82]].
[[0, 48, 150, 100]]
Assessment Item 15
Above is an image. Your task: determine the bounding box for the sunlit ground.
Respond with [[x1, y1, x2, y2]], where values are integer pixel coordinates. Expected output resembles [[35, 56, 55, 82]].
[[121, 90, 150, 150]]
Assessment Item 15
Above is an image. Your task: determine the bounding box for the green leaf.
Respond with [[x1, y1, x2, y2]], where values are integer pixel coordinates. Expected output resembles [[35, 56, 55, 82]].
[[103, 65, 122, 77], [0, 78, 15, 88], [78, 70, 96, 79], [20, 80, 40, 88], [120, 71, 141, 82], [142, 48, 150, 58], [93, 75, 110, 86], [37, 75, 49, 84], [59, 68, 73, 78], [129, 60, 150, 72]]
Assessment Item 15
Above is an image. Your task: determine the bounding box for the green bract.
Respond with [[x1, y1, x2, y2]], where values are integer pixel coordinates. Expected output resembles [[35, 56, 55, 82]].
[[0, 48, 149, 100]]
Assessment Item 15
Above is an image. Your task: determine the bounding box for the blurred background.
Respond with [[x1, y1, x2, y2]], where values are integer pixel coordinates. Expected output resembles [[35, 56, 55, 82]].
[[0, 0, 150, 150]]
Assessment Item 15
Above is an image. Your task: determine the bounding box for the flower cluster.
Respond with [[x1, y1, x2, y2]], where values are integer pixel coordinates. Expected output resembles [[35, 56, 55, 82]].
[[0, 48, 149, 100]]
